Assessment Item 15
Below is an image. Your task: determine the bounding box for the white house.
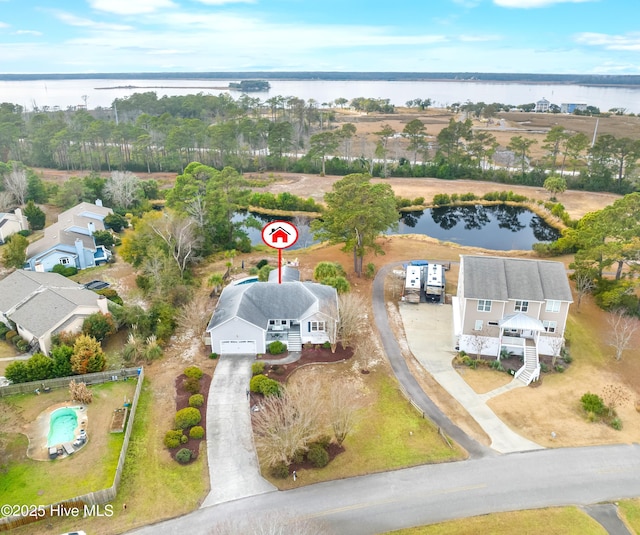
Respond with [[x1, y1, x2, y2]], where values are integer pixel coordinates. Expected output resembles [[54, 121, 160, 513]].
[[206, 278, 339, 355], [0, 208, 28, 244], [26, 201, 113, 272], [453, 255, 573, 384], [0, 270, 109, 354]]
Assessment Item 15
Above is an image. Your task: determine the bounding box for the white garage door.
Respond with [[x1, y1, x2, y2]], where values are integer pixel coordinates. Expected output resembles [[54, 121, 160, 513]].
[[220, 340, 257, 354]]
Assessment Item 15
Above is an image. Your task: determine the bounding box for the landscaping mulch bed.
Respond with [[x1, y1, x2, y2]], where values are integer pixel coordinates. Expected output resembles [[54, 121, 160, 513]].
[[260, 345, 354, 383], [288, 442, 346, 475], [171, 372, 212, 462]]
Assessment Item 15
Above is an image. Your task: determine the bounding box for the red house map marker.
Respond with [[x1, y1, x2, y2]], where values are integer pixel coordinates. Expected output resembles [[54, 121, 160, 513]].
[[261, 221, 299, 284]]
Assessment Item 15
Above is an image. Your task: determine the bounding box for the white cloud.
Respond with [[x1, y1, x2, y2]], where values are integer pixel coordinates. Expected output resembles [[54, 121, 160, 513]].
[[13, 30, 43, 36], [87, 0, 177, 15], [459, 34, 501, 42], [575, 32, 640, 51], [193, 0, 256, 4], [0, 21, 9, 29], [54, 11, 133, 31], [494, 0, 593, 7]]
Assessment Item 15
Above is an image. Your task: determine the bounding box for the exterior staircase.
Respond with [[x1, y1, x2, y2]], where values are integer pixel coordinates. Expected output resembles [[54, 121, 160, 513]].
[[515, 339, 540, 385], [287, 329, 302, 352]]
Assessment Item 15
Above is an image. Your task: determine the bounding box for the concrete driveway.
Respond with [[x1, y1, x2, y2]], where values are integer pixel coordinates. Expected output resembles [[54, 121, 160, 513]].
[[399, 302, 542, 453], [201, 354, 276, 507]]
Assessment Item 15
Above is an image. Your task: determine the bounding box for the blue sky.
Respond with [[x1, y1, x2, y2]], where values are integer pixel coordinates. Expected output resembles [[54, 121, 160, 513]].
[[0, 0, 637, 74]]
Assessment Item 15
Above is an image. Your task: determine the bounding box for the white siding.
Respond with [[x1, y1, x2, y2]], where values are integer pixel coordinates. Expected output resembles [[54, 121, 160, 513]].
[[209, 317, 265, 354]]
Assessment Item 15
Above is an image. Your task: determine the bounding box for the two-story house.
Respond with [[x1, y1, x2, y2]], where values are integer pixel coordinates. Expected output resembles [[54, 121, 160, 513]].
[[25, 201, 113, 272], [453, 255, 573, 384], [206, 275, 339, 355]]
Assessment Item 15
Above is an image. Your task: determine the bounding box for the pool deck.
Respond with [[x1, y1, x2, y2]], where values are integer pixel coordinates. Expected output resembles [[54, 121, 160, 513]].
[[26, 402, 88, 461]]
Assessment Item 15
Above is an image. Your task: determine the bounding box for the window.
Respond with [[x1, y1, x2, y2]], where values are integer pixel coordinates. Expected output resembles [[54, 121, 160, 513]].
[[308, 321, 325, 332], [474, 320, 483, 331], [477, 300, 492, 312], [546, 300, 561, 313], [543, 320, 557, 333], [515, 300, 529, 312], [60, 257, 70, 265]]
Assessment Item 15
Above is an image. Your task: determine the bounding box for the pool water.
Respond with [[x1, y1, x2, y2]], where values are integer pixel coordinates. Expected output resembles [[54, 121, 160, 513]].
[[234, 276, 258, 285], [47, 407, 78, 447]]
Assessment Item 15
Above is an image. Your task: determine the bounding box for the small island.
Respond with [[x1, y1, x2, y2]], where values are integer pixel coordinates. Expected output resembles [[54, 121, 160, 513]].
[[228, 80, 271, 92]]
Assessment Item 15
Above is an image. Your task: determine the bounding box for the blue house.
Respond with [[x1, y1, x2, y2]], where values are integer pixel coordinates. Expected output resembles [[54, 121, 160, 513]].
[[26, 201, 113, 272]]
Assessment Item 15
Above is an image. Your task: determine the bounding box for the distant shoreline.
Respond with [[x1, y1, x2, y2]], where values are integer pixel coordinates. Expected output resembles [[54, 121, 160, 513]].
[[2, 72, 640, 88]]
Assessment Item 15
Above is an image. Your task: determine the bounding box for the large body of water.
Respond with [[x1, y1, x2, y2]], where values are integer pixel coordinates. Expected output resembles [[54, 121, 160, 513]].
[[236, 204, 560, 252], [1, 78, 639, 114]]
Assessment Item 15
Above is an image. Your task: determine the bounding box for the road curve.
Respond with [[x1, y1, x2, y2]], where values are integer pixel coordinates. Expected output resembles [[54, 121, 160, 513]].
[[126, 262, 640, 535]]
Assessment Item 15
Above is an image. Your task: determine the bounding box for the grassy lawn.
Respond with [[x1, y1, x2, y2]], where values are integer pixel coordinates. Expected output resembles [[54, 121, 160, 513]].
[[266, 371, 466, 490], [619, 500, 640, 533], [0, 381, 134, 510], [387, 507, 608, 535]]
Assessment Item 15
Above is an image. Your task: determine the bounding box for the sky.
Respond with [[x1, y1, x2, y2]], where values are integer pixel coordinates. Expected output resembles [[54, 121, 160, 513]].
[[0, 0, 638, 74]]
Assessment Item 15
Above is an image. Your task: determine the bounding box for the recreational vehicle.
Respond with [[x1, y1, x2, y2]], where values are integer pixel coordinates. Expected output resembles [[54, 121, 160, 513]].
[[404, 265, 423, 303], [425, 263, 445, 302]]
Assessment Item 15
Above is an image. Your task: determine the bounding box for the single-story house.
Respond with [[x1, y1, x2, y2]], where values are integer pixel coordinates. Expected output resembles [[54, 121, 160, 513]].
[[26, 201, 113, 272], [206, 276, 339, 355], [0, 208, 28, 244], [453, 255, 573, 384], [0, 270, 109, 354]]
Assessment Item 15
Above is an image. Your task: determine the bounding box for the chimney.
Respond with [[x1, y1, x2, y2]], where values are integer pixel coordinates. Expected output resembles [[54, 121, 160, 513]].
[[95, 199, 103, 207], [88, 222, 95, 235], [14, 208, 26, 230]]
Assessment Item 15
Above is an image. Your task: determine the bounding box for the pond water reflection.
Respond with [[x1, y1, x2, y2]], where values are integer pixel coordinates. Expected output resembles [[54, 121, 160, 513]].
[[233, 204, 560, 252]]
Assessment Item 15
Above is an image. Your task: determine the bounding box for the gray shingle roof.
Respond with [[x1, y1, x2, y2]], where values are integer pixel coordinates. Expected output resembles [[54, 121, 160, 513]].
[[207, 281, 338, 331], [0, 270, 102, 337], [462, 255, 573, 302], [0, 270, 80, 311]]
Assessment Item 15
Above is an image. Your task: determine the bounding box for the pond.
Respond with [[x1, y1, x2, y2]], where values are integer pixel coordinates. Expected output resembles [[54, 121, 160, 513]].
[[233, 204, 560, 252]]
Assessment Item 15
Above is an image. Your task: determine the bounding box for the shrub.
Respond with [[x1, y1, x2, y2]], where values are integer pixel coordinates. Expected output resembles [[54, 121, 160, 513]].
[[175, 407, 201, 429], [52, 264, 78, 277], [183, 377, 201, 394], [164, 430, 183, 449], [610, 417, 623, 431], [270, 462, 289, 479], [268, 340, 287, 355], [489, 360, 505, 372], [307, 443, 329, 468], [322, 341, 332, 350], [252, 362, 266, 376], [256, 259, 269, 269], [183, 366, 203, 380], [5, 330, 17, 341], [554, 365, 565, 373], [189, 394, 204, 407], [460, 192, 477, 201], [433, 193, 451, 206], [189, 426, 205, 439], [209, 352, 219, 360], [16, 339, 29, 352], [0, 324, 8, 338], [181, 434, 188, 444], [96, 288, 123, 306], [82, 312, 117, 342], [581, 393, 606, 416], [175, 448, 192, 464], [250, 374, 281, 396], [365, 262, 376, 279]]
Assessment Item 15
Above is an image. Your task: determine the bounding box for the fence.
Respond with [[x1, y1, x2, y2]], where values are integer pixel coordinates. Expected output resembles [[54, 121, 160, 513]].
[[0, 368, 141, 397], [0, 367, 145, 531]]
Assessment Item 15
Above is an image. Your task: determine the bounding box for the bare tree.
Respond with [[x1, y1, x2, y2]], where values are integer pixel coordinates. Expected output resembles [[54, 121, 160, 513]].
[[292, 215, 312, 248], [187, 194, 207, 228], [0, 191, 14, 212], [548, 335, 564, 367], [470, 328, 490, 360], [607, 309, 638, 361], [602, 384, 630, 418], [328, 380, 360, 446], [209, 511, 331, 535], [3, 165, 27, 206], [572, 271, 596, 310], [150, 212, 200, 278], [337, 293, 367, 349], [69, 380, 93, 404], [252, 382, 324, 469], [104, 170, 140, 209], [177, 293, 212, 336]]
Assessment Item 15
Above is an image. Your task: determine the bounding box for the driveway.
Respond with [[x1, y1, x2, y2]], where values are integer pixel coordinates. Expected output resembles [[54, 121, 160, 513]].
[[399, 301, 542, 453], [200, 354, 276, 507]]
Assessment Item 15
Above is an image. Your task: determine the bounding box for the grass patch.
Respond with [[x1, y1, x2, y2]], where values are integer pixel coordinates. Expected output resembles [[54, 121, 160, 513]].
[[0, 340, 19, 359], [565, 313, 606, 368], [0, 382, 132, 509], [266, 372, 465, 489], [77, 379, 209, 534], [619, 499, 640, 533], [387, 506, 608, 535]]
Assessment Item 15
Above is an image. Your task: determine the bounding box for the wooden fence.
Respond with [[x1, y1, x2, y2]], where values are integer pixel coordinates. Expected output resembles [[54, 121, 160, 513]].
[[0, 367, 145, 531]]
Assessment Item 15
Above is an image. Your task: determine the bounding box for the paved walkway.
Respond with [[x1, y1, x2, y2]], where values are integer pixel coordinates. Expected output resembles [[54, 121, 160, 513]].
[[201, 354, 276, 507], [399, 302, 542, 453]]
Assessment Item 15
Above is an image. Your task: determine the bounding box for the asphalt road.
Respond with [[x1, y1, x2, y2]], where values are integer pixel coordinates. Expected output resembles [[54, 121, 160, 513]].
[[126, 262, 640, 534]]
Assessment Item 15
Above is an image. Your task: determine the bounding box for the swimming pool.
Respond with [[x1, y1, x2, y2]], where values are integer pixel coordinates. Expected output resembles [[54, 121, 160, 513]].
[[47, 407, 78, 447], [234, 276, 258, 285]]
